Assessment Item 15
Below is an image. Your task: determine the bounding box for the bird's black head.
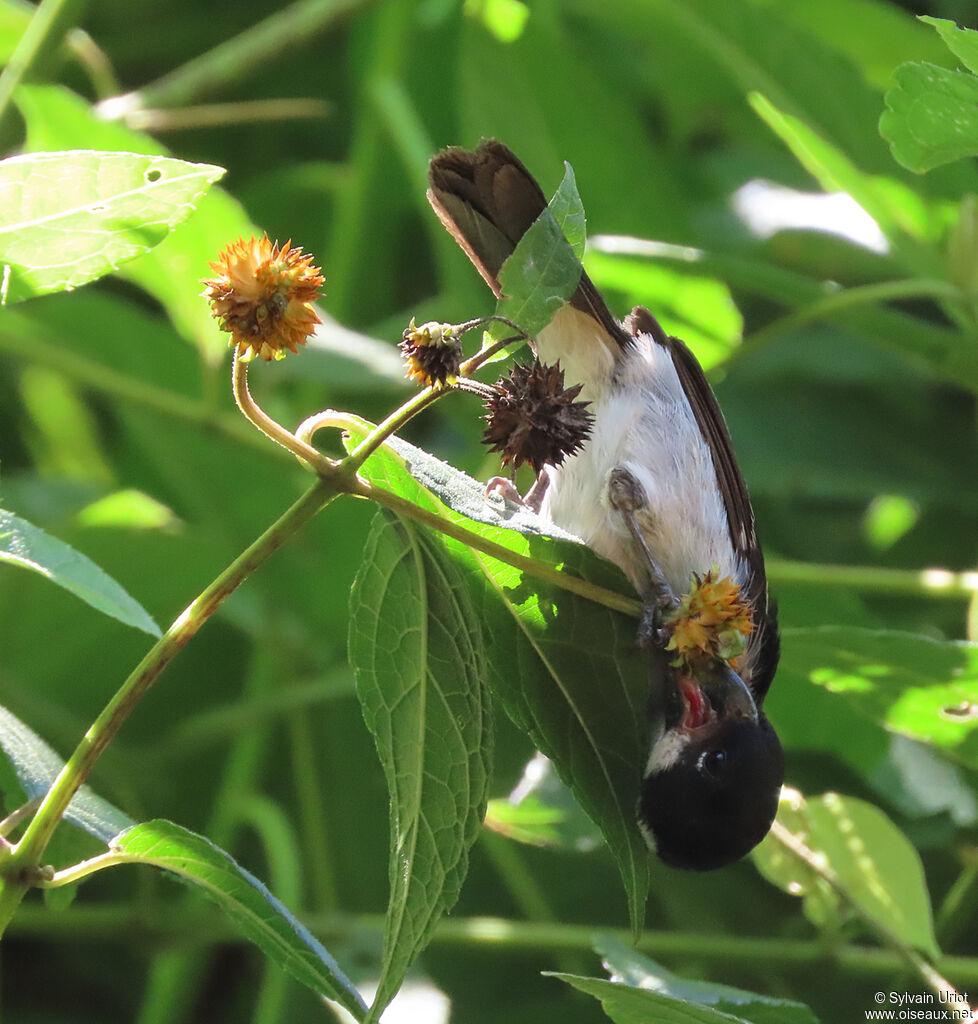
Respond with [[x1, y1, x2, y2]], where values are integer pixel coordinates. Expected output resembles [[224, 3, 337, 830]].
[[638, 664, 783, 871]]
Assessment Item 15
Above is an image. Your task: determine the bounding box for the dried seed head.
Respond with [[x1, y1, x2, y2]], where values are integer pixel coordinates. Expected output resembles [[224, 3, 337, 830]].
[[399, 319, 463, 388], [664, 570, 754, 669], [202, 235, 323, 361], [482, 360, 593, 473]]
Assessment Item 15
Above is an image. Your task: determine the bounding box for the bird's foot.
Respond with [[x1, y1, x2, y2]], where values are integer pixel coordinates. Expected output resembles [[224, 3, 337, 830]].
[[484, 472, 550, 514]]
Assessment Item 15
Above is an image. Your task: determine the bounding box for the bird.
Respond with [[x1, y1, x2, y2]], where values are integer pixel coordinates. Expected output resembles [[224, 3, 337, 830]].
[[427, 140, 783, 871]]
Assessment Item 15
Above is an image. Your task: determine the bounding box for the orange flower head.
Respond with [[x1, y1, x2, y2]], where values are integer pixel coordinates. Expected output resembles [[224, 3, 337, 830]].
[[202, 235, 324, 361], [664, 569, 754, 669]]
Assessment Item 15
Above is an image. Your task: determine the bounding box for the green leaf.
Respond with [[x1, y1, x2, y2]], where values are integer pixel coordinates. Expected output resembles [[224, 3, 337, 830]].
[[779, 626, 978, 771], [0, 704, 134, 842], [111, 820, 366, 1019], [342, 422, 651, 931], [16, 84, 254, 357], [584, 251, 742, 368], [485, 751, 602, 850], [920, 16, 978, 76], [494, 163, 584, 338], [0, 508, 160, 636], [754, 789, 940, 960], [0, 150, 224, 305], [348, 509, 491, 1021], [750, 92, 949, 253], [881, 62, 978, 173], [593, 934, 820, 1024], [547, 161, 586, 261], [551, 974, 755, 1023]]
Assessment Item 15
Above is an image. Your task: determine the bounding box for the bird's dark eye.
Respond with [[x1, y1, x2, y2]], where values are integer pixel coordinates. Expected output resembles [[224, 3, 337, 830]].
[[699, 748, 727, 779]]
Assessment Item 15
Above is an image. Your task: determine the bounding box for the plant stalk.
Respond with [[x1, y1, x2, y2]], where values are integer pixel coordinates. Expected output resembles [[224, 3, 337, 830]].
[[0, 479, 338, 934]]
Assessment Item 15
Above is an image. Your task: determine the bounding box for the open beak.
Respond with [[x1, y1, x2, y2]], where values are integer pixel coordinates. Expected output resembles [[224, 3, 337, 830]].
[[709, 663, 759, 723]]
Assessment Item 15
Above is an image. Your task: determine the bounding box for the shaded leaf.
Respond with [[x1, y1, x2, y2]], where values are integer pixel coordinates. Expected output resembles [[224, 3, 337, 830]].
[[0, 508, 160, 636], [754, 788, 940, 960], [112, 820, 367, 1019], [779, 626, 978, 771], [0, 150, 224, 304], [0, 703, 134, 842], [342, 422, 651, 931], [348, 509, 491, 1021], [594, 934, 820, 1024]]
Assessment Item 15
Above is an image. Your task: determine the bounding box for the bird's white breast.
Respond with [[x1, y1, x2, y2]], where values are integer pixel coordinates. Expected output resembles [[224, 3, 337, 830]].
[[539, 332, 745, 598]]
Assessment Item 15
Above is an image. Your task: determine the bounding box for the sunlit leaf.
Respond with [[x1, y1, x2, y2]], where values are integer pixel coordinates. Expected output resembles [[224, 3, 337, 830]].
[[0, 150, 224, 304], [16, 85, 251, 358], [881, 62, 978, 173], [0, 508, 160, 636], [754, 788, 939, 960], [919, 16, 978, 76], [585, 251, 742, 368], [551, 973, 759, 1024], [112, 820, 367, 1019], [593, 934, 820, 1024], [493, 162, 584, 339], [779, 626, 978, 770], [348, 509, 491, 1021]]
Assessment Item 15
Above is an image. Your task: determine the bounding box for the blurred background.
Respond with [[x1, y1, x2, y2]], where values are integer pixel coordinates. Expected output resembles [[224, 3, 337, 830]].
[[1, 0, 978, 1021]]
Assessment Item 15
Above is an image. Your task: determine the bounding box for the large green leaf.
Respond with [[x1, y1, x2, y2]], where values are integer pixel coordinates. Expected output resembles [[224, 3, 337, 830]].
[[111, 820, 367, 1019], [754, 788, 939, 960], [348, 508, 491, 1022], [0, 508, 160, 636], [592, 934, 820, 1024], [342, 421, 651, 931], [779, 626, 978, 771], [0, 704, 134, 842], [0, 150, 224, 304]]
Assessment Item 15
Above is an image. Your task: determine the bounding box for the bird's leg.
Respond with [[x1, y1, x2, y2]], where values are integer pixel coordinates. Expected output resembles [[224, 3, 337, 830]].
[[606, 467, 678, 649], [484, 470, 550, 513]]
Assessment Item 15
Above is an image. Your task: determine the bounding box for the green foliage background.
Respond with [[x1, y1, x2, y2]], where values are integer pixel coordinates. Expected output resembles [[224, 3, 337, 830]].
[[1, 0, 978, 1021]]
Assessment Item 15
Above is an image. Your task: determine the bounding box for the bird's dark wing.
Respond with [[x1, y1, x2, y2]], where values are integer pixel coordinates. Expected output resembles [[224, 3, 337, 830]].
[[427, 140, 630, 352], [624, 307, 780, 703]]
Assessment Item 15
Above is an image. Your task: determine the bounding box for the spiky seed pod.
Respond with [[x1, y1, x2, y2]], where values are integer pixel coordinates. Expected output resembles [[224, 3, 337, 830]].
[[399, 319, 463, 388], [482, 360, 593, 473], [664, 570, 754, 669], [202, 235, 323, 361]]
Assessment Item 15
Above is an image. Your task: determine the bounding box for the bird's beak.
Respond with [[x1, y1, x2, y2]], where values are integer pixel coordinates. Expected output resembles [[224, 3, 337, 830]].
[[710, 664, 759, 723]]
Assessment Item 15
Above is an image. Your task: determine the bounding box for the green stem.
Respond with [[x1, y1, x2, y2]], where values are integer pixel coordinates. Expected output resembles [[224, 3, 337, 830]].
[[733, 279, 965, 366], [351, 477, 641, 617], [231, 348, 336, 473], [767, 558, 978, 600], [0, 0, 77, 124], [0, 479, 338, 934], [343, 386, 449, 468], [107, 0, 377, 112], [11, 905, 978, 983]]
